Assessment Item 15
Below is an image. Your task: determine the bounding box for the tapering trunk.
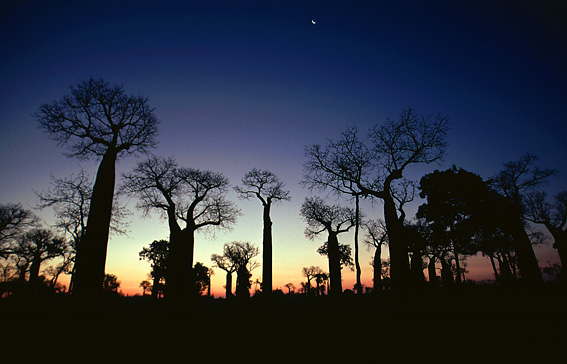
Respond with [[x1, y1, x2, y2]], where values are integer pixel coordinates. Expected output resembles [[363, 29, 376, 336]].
[[383, 192, 411, 291], [29, 255, 41, 288], [327, 231, 342, 299], [72, 149, 117, 298], [453, 247, 462, 284], [151, 274, 160, 299], [262, 203, 272, 297], [225, 271, 233, 298], [428, 257, 438, 287], [548, 228, 567, 275], [440, 258, 454, 288], [489, 255, 500, 282], [373, 245, 382, 292], [510, 218, 542, 286], [354, 195, 362, 294]]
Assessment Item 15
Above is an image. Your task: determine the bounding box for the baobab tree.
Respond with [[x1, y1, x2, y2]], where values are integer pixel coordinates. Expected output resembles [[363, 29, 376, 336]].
[[36, 170, 128, 292], [139, 239, 169, 299], [491, 154, 557, 285], [221, 241, 259, 299], [304, 108, 449, 290], [211, 247, 238, 298], [300, 197, 357, 299], [121, 155, 239, 301], [525, 191, 567, 275], [35, 78, 159, 298], [363, 219, 388, 292], [235, 168, 290, 297]]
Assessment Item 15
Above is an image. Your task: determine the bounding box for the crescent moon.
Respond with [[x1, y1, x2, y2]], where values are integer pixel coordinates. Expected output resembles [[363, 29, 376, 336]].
[[312, 20, 316, 24]]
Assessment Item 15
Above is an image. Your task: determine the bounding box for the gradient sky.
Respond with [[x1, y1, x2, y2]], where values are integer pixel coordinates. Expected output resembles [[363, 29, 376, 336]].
[[1, 0, 566, 296]]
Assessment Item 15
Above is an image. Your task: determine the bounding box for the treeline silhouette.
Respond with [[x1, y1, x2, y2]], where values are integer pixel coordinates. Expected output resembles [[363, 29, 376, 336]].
[[1, 78, 565, 311]]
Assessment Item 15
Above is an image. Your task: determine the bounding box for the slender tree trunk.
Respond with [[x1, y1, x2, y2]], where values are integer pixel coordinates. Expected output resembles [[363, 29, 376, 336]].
[[327, 231, 342, 299], [489, 255, 500, 282], [428, 256, 438, 287], [547, 227, 566, 276], [226, 271, 233, 298], [373, 245, 382, 292], [510, 218, 542, 286], [453, 247, 462, 285], [263, 203, 272, 297], [72, 149, 117, 298], [354, 194, 362, 294], [440, 258, 454, 288], [29, 255, 41, 289]]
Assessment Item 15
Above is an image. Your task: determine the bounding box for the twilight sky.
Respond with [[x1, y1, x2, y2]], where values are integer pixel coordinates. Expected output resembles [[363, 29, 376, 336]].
[[1, 0, 566, 295]]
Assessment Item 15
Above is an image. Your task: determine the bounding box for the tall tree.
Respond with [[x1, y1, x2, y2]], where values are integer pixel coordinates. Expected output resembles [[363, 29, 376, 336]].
[[525, 191, 567, 275], [235, 168, 290, 297], [303, 127, 371, 294], [36, 78, 159, 298], [122, 156, 239, 301], [304, 108, 448, 290], [300, 197, 357, 299], [491, 154, 558, 286], [36, 170, 128, 292]]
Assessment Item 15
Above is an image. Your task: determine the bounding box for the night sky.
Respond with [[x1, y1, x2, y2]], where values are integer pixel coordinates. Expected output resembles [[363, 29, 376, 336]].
[[1, 0, 566, 295]]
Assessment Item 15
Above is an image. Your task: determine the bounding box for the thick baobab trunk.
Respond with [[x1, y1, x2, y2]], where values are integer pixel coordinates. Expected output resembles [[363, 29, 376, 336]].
[[225, 271, 233, 298], [73, 149, 117, 298], [29, 254, 42, 289], [354, 195, 362, 294], [151, 274, 160, 299], [262, 203, 272, 297], [327, 231, 342, 299], [166, 228, 195, 302], [510, 218, 542, 286], [383, 192, 411, 291]]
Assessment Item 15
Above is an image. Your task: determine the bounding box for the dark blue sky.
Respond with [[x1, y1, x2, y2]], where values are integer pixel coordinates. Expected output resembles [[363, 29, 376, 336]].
[[1, 0, 565, 293]]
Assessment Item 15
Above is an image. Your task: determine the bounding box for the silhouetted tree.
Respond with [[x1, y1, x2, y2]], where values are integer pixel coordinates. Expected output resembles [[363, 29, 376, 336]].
[[222, 241, 259, 299], [211, 250, 238, 298], [36, 78, 159, 298], [139, 239, 169, 299], [300, 197, 357, 299], [303, 127, 372, 294], [103, 274, 120, 294], [301, 266, 323, 296], [304, 108, 449, 290], [284, 282, 295, 294], [140, 280, 151, 296], [235, 168, 290, 297], [193, 262, 211, 296], [122, 156, 239, 301], [36, 170, 128, 292], [363, 219, 388, 292], [12, 229, 67, 290], [491, 154, 557, 286], [417, 167, 490, 284], [0, 203, 38, 255], [525, 191, 567, 276]]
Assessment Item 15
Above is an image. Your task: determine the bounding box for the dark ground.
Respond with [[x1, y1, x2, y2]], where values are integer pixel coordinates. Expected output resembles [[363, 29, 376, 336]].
[[1, 284, 565, 362]]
